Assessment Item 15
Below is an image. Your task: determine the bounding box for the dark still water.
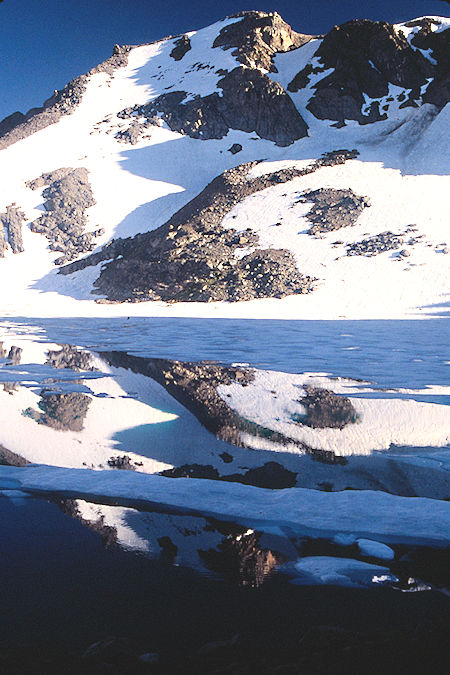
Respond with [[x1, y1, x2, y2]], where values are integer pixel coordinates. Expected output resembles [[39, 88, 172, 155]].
[[1, 494, 449, 674]]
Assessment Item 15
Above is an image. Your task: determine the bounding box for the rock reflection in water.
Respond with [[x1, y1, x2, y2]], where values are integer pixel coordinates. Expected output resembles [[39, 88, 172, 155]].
[[200, 528, 281, 587], [23, 346, 96, 431], [1, 344, 22, 394], [25, 391, 91, 432], [46, 344, 96, 372]]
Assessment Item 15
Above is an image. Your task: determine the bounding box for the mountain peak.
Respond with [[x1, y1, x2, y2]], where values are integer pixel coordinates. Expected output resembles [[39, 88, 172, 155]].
[[214, 10, 314, 71]]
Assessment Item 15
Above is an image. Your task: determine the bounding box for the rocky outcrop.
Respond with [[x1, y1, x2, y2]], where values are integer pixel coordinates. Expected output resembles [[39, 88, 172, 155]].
[[213, 11, 313, 71], [0, 111, 27, 137], [407, 19, 450, 109], [0, 443, 29, 467], [347, 231, 404, 256], [0, 45, 132, 151], [25, 390, 91, 432], [27, 167, 103, 264], [297, 19, 436, 124], [0, 203, 26, 253], [118, 65, 308, 146], [170, 35, 192, 61], [60, 150, 357, 303], [299, 188, 370, 234]]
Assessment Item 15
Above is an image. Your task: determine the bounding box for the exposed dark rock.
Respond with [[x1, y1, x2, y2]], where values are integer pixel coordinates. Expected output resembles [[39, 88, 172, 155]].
[[219, 451, 234, 463], [0, 443, 29, 466], [60, 150, 359, 303], [62, 161, 314, 301], [287, 62, 327, 92], [199, 529, 280, 587], [107, 455, 136, 470], [409, 21, 450, 109], [304, 19, 435, 124], [228, 143, 242, 154], [0, 203, 26, 253], [0, 111, 26, 137], [0, 46, 132, 151], [300, 386, 358, 429], [347, 231, 404, 256], [26, 166, 74, 190], [46, 344, 95, 371], [213, 11, 313, 71], [27, 167, 102, 264], [121, 66, 308, 146], [25, 390, 91, 432], [218, 67, 308, 144], [170, 34, 192, 61], [299, 188, 370, 234], [114, 114, 163, 144]]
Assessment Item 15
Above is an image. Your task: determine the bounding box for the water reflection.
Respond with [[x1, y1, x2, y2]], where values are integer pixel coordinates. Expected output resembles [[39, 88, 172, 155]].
[[0, 334, 448, 501]]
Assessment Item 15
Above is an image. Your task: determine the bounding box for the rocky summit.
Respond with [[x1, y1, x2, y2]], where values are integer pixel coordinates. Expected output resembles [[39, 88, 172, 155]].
[[0, 10, 448, 318]]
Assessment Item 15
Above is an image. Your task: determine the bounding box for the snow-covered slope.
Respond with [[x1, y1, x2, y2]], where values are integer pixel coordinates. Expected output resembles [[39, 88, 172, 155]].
[[0, 11, 448, 318]]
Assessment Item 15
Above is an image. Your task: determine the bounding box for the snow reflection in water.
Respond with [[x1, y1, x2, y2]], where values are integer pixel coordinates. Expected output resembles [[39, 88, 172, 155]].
[[0, 319, 448, 589]]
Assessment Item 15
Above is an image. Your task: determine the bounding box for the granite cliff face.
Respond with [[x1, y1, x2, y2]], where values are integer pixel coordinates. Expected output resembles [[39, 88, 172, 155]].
[[288, 18, 444, 125], [213, 10, 313, 71], [127, 65, 308, 146]]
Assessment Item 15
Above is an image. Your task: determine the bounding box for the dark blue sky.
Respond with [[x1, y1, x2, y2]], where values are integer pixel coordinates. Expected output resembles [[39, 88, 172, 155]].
[[1, 0, 448, 121]]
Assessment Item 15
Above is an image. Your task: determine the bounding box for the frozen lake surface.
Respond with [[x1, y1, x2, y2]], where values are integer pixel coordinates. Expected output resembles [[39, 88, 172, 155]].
[[3, 316, 450, 388]]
